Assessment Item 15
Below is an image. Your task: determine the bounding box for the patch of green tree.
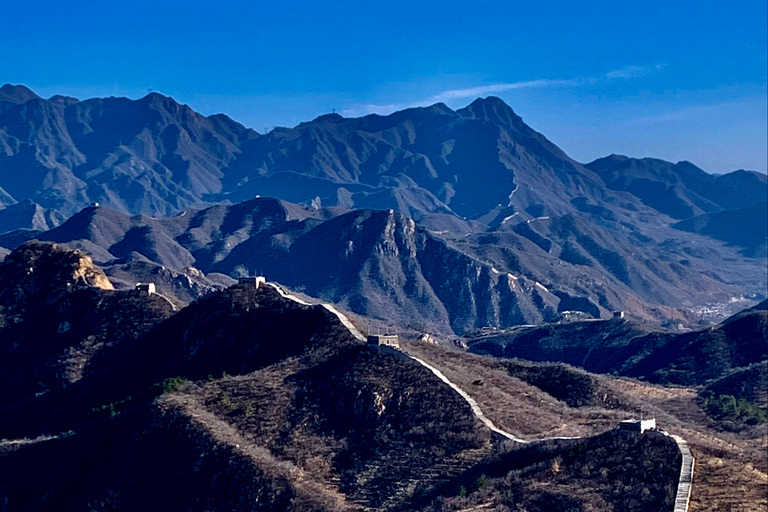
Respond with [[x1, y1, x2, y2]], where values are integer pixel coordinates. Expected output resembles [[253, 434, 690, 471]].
[[701, 391, 768, 426], [157, 376, 189, 394]]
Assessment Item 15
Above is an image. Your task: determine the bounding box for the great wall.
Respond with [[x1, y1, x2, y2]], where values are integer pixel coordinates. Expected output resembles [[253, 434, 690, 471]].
[[263, 279, 695, 512]]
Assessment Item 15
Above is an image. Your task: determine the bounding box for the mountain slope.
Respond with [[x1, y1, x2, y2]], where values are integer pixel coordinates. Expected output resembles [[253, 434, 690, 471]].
[[0, 242, 688, 511], [468, 302, 768, 386], [673, 200, 768, 256], [1, 197, 764, 334], [585, 155, 767, 219], [0, 241, 173, 420], [0, 85, 259, 216], [0, 199, 65, 234], [0, 201, 563, 333]]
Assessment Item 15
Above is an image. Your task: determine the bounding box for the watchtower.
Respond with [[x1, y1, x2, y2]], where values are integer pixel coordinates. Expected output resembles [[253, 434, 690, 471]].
[[367, 334, 400, 349], [136, 282, 156, 296], [618, 418, 656, 434], [238, 276, 266, 289]]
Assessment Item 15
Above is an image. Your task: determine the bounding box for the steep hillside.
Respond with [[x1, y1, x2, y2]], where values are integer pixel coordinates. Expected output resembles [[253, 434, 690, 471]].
[[0, 201, 563, 333], [699, 362, 768, 431], [219, 96, 616, 224], [0, 84, 258, 217], [0, 242, 174, 428], [421, 430, 680, 512], [673, 200, 768, 256], [1, 242, 763, 511], [0, 199, 64, 234], [468, 303, 768, 386]]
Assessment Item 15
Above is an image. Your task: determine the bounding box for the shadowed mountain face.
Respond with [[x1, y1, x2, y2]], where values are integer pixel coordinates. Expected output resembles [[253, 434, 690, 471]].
[[0, 201, 563, 334], [0, 242, 173, 418], [0, 84, 258, 216], [0, 84, 604, 222], [0, 199, 65, 232], [0, 242, 687, 511], [585, 155, 768, 218], [673, 201, 768, 257], [468, 301, 768, 386], [586, 155, 768, 255]]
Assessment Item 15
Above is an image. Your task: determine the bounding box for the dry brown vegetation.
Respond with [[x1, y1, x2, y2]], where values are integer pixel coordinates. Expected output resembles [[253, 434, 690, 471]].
[[188, 344, 493, 511], [403, 340, 637, 439], [403, 338, 768, 512], [420, 430, 680, 512]]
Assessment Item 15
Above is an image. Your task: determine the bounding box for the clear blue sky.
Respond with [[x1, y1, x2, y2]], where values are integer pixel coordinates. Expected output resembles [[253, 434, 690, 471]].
[[2, 0, 766, 173]]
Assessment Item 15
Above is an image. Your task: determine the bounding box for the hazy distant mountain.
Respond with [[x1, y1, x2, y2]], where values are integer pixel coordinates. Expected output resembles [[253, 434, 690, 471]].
[[0, 84, 258, 217], [0, 199, 65, 233], [468, 301, 768, 386], [0, 83, 42, 113], [585, 155, 767, 219], [2, 84, 764, 241], [673, 201, 768, 257]]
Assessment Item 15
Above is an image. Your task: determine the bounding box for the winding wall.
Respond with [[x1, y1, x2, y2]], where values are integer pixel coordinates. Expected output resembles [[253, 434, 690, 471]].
[[665, 433, 695, 512], [263, 280, 693, 511]]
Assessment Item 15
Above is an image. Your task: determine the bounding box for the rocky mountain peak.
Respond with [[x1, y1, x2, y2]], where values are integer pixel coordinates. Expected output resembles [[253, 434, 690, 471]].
[[310, 112, 346, 124], [0, 241, 114, 327], [0, 240, 113, 294], [457, 95, 523, 126], [0, 83, 41, 106], [416, 101, 455, 116]]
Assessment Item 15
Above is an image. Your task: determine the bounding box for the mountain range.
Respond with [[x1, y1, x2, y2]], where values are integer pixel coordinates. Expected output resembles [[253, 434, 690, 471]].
[[1, 83, 766, 510], [1, 83, 765, 228], [0, 84, 766, 333], [0, 196, 762, 335]]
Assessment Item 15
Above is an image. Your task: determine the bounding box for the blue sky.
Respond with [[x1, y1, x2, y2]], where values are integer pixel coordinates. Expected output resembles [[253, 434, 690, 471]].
[[2, 0, 766, 173]]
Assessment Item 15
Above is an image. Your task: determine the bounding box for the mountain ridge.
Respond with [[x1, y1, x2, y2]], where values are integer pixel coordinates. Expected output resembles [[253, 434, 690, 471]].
[[1, 84, 763, 225], [0, 197, 763, 335]]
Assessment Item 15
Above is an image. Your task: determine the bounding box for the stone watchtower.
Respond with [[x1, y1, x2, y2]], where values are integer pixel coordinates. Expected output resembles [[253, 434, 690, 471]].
[[618, 418, 656, 434], [238, 276, 266, 288], [135, 283, 156, 295], [367, 334, 400, 349]]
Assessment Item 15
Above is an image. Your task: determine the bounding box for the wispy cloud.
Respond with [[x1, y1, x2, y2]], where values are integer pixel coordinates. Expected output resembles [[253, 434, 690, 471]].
[[341, 64, 665, 117], [428, 78, 576, 102], [605, 64, 665, 79]]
